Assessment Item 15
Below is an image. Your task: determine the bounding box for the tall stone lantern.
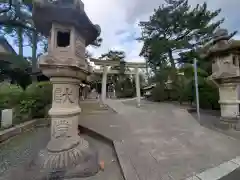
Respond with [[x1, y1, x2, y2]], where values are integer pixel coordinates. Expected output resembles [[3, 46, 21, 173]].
[[204, 29, 240, 129], [32, 0, 101, 178]]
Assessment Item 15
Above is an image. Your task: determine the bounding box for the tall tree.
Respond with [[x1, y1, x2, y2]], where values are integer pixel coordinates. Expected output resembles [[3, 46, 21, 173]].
[[139, 0, 224, 72], [100, 50, 125, 62], [0, 0, 48, 81]]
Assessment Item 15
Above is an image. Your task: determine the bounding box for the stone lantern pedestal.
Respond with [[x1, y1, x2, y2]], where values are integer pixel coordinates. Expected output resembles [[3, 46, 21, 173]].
[[36, 64, 98, 178], [32, 0, 101, 178], [214, 79, 240, 127]]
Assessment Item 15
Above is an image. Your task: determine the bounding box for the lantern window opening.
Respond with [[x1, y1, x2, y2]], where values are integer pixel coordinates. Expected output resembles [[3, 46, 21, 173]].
[[57, 30, 71, 48]]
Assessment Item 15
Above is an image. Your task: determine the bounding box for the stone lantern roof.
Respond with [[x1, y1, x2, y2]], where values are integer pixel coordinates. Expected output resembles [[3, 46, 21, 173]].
[[203, 29, 240, 83], [33, 0, 100, 45], [201, 29, 239, 58]]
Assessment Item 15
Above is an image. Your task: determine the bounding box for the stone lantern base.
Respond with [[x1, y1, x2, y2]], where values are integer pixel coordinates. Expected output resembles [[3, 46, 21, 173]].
[[36, 136, 99, 179]]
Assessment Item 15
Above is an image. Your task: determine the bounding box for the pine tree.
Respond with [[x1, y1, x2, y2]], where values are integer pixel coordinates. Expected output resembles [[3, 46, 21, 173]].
[[139, 0, 224, 71]]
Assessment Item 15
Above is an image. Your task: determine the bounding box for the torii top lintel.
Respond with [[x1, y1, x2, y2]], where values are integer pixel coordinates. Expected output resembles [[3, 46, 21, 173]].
[[90, 58, 146, 68]]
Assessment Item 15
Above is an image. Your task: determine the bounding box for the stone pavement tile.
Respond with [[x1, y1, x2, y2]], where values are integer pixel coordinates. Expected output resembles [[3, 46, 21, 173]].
[[79, 114, 132, 141], [100, 99, 240, 180], [160, 173, 176, 180], [196, 160, 240, 180], [126, 144, 162, 180], [114, 141, 139, 180], [185, 176, 200, 180]]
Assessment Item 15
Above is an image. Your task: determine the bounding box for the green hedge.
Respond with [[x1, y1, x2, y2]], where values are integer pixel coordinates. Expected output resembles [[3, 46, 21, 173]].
[[19, 81, 52, 119], [149, 83, 168, 102], [148, 78, 220, 110], [199, 81, 220, 110], [0, 83, 23, 110], [0, 81, 52, 125]]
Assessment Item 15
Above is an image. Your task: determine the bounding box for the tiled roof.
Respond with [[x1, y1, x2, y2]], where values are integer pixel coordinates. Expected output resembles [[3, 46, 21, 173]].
[[0, 36, 16, 54]]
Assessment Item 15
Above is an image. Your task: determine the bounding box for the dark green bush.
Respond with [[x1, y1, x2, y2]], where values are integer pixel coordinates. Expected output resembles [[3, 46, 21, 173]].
[[115, 77, 135, 98], [178, 81, 194, 104], [19, 81, 52, 118], [150, 83, 168, 102], [0, 82, 52, 126], [199, 81, 220, 110], [116, 88, 135, 98], [0, 83, 23, 110]]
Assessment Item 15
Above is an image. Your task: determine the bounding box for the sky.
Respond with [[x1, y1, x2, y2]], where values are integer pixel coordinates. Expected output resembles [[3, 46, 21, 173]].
[[7, 0, 240, 62]]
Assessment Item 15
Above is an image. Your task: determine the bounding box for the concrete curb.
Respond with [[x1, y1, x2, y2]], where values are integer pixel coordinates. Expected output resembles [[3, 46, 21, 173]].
[[0, 120, 37, 143], [113, 141, 139, 180], [185, 156, 240, 180], [78, 124, 130, 180]]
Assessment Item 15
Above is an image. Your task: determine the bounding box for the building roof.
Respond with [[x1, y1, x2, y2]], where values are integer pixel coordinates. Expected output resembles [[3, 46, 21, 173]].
[[0, 36, 17, 55]]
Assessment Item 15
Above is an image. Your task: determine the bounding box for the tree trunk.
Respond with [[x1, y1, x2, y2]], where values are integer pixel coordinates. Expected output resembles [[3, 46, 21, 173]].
[[17, 27, 23, 56], [168, 49, 176, 70], [31, 31, 38, 82], [168, 49, 177, 84]]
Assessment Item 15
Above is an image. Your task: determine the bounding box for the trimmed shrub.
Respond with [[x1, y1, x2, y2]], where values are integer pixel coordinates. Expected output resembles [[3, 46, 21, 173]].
[[0, 82, 23, 110], [19, 81, 52, 119], [199, 81, 220, 110], [150, 83, 168, 102]]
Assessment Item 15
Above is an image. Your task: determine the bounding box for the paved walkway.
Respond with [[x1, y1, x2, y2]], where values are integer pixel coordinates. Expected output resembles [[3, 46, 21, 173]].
[[79, 99, 240, 180]]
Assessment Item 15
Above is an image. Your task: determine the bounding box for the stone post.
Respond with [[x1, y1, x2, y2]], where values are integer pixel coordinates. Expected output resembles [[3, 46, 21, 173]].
[[101, 66, 108, 103], [135, 68, 141, 107]]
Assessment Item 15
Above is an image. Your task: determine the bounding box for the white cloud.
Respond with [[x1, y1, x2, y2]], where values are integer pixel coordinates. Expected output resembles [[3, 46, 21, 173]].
[[82, 0, 146, 62]]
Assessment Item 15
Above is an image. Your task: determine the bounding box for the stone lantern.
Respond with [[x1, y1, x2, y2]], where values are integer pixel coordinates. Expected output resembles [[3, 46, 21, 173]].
[[32, 0, 101, 178], [204, 29, 240, 129]]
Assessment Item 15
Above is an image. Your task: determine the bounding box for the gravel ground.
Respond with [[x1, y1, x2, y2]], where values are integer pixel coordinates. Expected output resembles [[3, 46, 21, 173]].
[[0, 126, 123, 180], [0, 127, 50, 179]]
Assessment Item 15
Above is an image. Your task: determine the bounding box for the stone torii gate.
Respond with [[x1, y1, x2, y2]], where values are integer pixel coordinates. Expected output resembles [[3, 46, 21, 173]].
[[90, 58, 146, 107]]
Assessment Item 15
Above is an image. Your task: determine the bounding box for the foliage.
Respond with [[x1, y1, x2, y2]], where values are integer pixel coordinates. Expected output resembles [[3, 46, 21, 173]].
[[115, 76, 135, 98], [150, 82, 168, 102], [20, 81, 52, 118], [0, 0, 47, 82], [177, 64, 207, 104], [0, 81, 52, 125], [139, 0, 224, 71], [100, 50, 126, 62], [140, 0, 225, 110], [98, 50, 128, 94], [0, 53, 32, 89], [0, 82, 23, 109], [199, 81, 220, 110]]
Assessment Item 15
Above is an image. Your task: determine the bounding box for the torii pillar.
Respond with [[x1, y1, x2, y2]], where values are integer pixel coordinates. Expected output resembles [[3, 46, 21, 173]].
[[101, 66, 108, 104], [135, 67, 141, 107]]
